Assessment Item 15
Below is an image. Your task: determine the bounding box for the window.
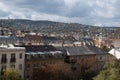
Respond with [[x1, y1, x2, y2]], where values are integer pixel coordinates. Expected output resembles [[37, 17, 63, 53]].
[[26, 64, 30, 68], [26, 75, 30, 79], [19, 53, 22, 59], [10, 53, 16, 63], [1, 54, 7, 63], [19, 64, 22, 70], [26, 55, 31, 60], [11, 53, 15, 58], [2, 54, 7, 59], [99, 56, 102, 60], [33, 63, 39, 68]]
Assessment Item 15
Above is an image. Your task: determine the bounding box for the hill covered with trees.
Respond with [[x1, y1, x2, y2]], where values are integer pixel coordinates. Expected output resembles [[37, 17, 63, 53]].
[[0, 19, 98, 33]]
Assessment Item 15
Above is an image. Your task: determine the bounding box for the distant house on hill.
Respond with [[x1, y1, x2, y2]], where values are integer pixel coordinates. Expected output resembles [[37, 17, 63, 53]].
[[0, 36, 18, 44], [25, 34, 42, 45], [42, 36, 63, 46], [112, 39, 120, 48], [16, 35, 64, 46]]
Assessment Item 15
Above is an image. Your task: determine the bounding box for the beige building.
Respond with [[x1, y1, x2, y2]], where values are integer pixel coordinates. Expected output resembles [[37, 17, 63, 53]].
[[0, 44, 25, 79]]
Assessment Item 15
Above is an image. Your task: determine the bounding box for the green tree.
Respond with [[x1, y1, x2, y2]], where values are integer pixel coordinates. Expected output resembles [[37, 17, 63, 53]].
[[94, 59, 120, 80], [0, 68, 22, 80]]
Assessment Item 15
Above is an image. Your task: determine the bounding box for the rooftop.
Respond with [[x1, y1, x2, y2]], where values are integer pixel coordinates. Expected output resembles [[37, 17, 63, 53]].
[[109, 48, 120, 59], [56, 45, 106, 56], [25, 50, 65, 60], [0, 44, 25, 50], [18, 45, 59, 52]]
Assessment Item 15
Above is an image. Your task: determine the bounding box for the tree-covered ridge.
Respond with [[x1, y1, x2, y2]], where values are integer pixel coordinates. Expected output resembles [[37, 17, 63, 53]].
[[0, 19, 98, 33]]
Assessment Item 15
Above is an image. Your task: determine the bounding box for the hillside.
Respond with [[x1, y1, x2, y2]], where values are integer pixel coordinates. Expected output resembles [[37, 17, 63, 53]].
[[0, 19, 97, 33]]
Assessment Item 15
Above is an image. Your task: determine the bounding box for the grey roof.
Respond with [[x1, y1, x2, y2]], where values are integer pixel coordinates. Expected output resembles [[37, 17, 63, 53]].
[[0, 36, 18, 43], [56, 46, 106, 56]]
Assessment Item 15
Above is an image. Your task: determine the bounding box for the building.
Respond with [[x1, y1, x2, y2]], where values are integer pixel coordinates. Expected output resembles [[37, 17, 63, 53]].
[[108, 48, 120, 59], [0, 27, 11, 36], [0, 36, 18, 44], [24, 35, 42, 45], [57, 44, 108, 74], [23, 44, 108, 80], [0, 44, 25, 79], [24, 45, 66, 80], [16, 35, 63, 46], [42, 36, 63, 46], [111, 39, 120, 48]]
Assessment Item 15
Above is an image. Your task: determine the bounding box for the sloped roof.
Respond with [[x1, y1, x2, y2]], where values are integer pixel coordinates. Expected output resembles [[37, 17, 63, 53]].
[[0, 36, 18, 43], [42, 36, 62, 41], [56, 46, 106, 56], [25, 35, 42, 41], [65, 46, 94, 55], [108, 48, 120, 59], [0, 36, 18, 40]]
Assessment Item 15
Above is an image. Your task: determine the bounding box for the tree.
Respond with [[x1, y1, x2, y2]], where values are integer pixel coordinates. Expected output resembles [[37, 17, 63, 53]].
[[0, 68, 22, 80], [94, 59, 120, 80]]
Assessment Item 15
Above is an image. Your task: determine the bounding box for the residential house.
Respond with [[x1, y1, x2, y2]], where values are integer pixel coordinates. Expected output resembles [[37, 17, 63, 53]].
[[24, 35, 42, 45]]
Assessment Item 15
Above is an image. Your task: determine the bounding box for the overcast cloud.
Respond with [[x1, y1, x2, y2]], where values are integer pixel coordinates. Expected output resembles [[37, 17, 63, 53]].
[[0, 0, 120, 26]]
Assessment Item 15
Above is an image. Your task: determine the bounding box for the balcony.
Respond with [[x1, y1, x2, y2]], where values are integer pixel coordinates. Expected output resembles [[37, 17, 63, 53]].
[[10, 58, 16, 63], [1, 58, 7, 63]]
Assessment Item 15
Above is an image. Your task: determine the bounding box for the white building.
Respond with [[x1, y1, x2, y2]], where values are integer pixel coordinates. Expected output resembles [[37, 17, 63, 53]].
[[108, 48, 120, 59], [0, 44, 25, 79]]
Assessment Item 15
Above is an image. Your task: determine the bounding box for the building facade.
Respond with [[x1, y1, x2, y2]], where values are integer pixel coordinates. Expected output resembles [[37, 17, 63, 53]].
[[61, 45, 108, 74], [0, 44, 25, 79], [23, 45, 66, 80], [24, 45, 108, 80]]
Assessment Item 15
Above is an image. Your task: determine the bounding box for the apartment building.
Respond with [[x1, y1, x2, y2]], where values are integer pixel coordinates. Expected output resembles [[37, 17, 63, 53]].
[[23, 45, 66, 80], [57, 44, 108, 74], [0, 44, 25, 79]]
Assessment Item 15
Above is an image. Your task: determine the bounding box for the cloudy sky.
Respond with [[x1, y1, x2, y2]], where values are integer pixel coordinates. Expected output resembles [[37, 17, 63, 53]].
[[0, 0, 120, 26]]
